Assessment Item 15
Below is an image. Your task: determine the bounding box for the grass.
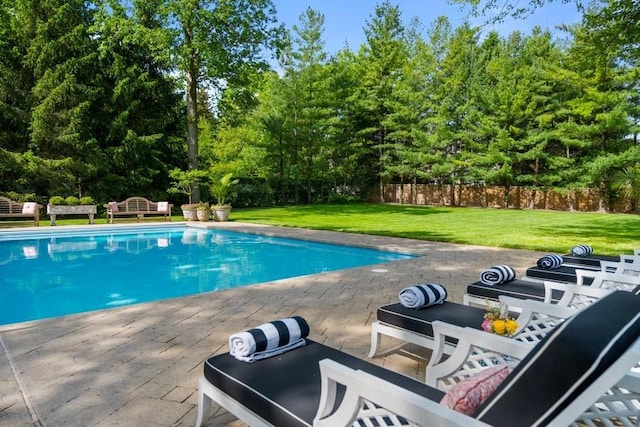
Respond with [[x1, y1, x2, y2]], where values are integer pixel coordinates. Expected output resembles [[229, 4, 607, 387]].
[[231, 203, 640, 255], [2, 203, 638, 254]]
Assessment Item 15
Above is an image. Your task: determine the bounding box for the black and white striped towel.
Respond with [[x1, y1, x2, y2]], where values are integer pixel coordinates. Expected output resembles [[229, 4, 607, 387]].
[[398, 283, 447, 309], [229, 316, 310, 363], [480, 265, 516, 286], [571, 244, 593, 256], [536, 254, 564, 269]]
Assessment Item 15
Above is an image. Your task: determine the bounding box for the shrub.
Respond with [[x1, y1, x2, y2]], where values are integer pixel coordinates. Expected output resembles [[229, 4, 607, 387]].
[[327, 193, 364, 204], [49, 196, 65, 205], [79, 196, 94, 205], [64, 196, 80, 205]]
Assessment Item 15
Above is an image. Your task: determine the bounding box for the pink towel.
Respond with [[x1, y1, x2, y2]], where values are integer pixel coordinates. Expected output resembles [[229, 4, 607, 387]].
[[108, 201, 119, 212], [157, 201, 169, 212]]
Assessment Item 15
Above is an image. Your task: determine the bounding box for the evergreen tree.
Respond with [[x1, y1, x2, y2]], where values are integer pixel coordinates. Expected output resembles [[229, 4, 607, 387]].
[[91, 0, 184, 200], [559, 21, 633, 211], [354, 1, 408, 201]]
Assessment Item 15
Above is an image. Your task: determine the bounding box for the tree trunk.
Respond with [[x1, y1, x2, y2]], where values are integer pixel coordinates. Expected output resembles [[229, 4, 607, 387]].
[[185, 22, 200, 203]]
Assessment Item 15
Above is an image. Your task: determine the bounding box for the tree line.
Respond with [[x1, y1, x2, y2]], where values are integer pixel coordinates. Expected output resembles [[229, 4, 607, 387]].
[[2, 0, 639, 211]]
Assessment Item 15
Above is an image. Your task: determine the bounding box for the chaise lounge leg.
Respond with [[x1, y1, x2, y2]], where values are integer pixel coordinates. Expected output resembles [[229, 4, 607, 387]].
[[368, 323, 382, 358], [195, 378, 212, 427]]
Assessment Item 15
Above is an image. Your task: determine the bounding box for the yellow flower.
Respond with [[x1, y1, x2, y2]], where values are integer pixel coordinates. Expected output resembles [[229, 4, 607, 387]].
[[492, 319, 506, 335], [505, 319, 518, 336]]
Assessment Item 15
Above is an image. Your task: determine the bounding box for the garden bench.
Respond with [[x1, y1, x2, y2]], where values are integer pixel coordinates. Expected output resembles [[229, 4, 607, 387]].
[[0, 196, 41, 226], [104, 197, 172, 224]]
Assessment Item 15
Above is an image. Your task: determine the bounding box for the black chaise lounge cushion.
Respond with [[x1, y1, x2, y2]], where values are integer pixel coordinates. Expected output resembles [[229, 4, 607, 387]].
[[562, 253, 620, 268], [377, 302, 486, 344], [466, 279, 563, 303], [525, 264, 597, 284], [203, 339, 445, 427], [475, 290, 640, 426]]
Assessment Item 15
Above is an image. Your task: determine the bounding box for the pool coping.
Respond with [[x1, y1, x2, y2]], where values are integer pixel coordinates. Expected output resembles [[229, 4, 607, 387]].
[[0, 222, 546, 426]]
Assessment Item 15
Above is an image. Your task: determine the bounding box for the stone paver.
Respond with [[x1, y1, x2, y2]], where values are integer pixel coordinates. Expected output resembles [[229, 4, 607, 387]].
[[0, 222, 546, 426]]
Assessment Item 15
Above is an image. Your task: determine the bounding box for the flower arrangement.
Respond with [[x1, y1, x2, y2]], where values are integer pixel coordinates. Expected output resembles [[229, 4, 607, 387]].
[[481, 302, 518, 337]]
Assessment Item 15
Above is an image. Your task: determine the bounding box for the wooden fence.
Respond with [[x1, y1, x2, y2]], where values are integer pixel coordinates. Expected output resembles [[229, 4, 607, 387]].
[[372, 183, 633, 213]]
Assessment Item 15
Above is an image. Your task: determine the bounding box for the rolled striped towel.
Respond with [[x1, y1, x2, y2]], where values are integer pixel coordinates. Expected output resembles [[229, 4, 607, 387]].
[[571, 244, 593, 256], [229, 316, 310, 363], [480, 265, 516, 286], [536, 254, 564, 269], [399, 283, 447, 309]]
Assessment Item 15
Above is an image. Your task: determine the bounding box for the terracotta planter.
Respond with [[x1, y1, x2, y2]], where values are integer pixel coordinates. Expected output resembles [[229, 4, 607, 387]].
[[212, 205, 232, 222]]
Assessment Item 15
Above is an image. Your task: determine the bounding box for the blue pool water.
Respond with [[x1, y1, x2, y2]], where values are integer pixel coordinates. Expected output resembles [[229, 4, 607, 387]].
[[0, 225, 414, 325]]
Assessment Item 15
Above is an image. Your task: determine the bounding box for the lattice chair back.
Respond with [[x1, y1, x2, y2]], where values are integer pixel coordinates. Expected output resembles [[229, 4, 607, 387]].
[[499, 296, 576, 345], [426, 321, 531, 391], [601, 261, 640, 278], [545, 279, 615, 309]]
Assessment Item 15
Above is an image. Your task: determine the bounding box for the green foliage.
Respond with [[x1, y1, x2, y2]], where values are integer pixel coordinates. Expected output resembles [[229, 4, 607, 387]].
[[196, 201, 210, 211], [210, 173, 239, 206], [233, 178, 275, 208], [612, 165, 640, 211], [4, 192, 38, 203], [0, 0, 636, 210], [64, 196, 81, 205], [48, 196, 65, 205], [167, 168, 209, 205], [326, 193, 364, 204], [79, 196, 94, 205]]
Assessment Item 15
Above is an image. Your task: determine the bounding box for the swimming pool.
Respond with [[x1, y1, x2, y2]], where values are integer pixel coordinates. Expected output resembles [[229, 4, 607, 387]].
[[0, 225, 414, 325]]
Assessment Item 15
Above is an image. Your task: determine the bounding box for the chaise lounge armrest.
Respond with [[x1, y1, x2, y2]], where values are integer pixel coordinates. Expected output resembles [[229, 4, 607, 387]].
[[426, 320, 532, 390], [314, 358, 489, 427]]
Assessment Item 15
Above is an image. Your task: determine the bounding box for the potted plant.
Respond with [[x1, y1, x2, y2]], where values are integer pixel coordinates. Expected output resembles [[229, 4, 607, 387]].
[[210, 173, 239, 222], [168, 168, 208, 221], [196, 201, 211, 222]]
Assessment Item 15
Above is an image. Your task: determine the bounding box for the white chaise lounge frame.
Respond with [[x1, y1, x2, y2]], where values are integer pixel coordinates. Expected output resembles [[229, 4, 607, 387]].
[[368, 281, 606, 366], [196, 319, 640, 427]]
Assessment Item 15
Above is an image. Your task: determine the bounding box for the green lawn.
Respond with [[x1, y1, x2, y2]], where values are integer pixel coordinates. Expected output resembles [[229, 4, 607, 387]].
[[2, 203, 638, 255], [232, 203, 640, 255]]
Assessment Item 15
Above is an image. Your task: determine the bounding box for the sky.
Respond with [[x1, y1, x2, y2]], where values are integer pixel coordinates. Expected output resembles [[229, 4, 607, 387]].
[[271, 0, 582, 54]]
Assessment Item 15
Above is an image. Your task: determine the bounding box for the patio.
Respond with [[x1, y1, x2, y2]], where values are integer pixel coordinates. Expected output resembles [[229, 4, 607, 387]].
[[0, 222, 545, 426]]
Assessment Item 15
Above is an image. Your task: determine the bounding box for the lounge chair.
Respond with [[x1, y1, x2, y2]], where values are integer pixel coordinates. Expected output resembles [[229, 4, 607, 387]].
[[524, 263, 599, 283], [602, 259, 640, 277], [561, 252, 621, 268], [369, 282, 608, 366], [526, 252, 640, 282], [196, 291, 640, 426], [464, 277, 564, 306], [465, 269, 640, 307]]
